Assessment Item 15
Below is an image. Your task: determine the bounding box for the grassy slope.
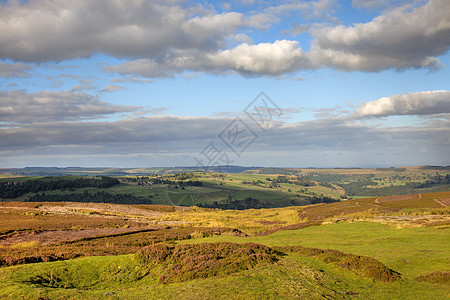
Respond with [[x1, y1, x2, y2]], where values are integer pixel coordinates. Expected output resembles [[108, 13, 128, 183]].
[[0, 239, 447, 300], [0, 191, 448, 299], [1, 250, 447, 300], [179, 222, 449, 278]]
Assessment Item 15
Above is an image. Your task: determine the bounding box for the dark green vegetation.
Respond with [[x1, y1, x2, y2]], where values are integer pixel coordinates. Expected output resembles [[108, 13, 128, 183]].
[[0, 176, 119, 199], [28, 191, 153, 205]]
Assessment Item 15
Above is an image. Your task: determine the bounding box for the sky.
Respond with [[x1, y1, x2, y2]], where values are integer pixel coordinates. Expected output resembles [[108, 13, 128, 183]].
[[0, 0, 449, 168]]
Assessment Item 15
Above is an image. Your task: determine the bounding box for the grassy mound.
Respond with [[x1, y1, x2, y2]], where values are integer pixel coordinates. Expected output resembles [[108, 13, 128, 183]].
[[135, 242, 278, 284], [276, 245, 401, 282], [415, 271, 450, 284]]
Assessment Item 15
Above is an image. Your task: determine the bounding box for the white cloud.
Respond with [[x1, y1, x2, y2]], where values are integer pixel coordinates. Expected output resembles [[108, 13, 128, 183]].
[[0, 0, 246, 62], [1, 0, 449, 76], [101, 85, 125, 93], [311, 0, 450, 71], [106, 40, 309, 77], [205, 40, 307, 75], [356, 90, 450, 117]]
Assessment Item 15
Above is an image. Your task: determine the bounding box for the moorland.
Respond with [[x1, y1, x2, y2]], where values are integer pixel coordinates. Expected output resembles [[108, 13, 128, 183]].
[[0, 166, 448, 299]]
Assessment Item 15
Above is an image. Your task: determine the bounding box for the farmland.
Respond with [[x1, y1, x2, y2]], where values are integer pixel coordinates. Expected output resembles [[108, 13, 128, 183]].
[[1, 166, 449, 208], [0, 166, 448, 299]]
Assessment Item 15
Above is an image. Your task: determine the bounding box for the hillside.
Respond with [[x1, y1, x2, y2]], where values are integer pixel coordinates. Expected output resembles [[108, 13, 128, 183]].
[[0, 191, 448, 299], [2, 166, 449, 209]]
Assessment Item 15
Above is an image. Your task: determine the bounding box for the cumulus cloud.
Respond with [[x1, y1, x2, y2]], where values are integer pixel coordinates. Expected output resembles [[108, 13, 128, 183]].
[[106, 40, 311, 77], [106, 0, 450, 77], [311, 0, 450, 71], [205, 40, 308, 75], [2, 0, 448, 77], [356, 90, 450, 117], [0, 0, 245, 62], [0, 89, 140, 123], [0, 62, 32, 78]]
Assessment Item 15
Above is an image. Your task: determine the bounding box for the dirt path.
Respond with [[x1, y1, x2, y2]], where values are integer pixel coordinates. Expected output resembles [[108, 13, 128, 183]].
[[432, 198, 448, 207], [374, 198, 380, 204]]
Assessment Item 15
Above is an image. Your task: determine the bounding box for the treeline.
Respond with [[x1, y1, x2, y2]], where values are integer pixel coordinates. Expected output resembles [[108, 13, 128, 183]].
[[27, 191, 153, 205], [342, 174, 450, 196], [257, 168, 299, 175], [412, 174, 450, 188], [149, 179, 203, 187], [0, 176, 120, 199], [304, 173, 375, 183], [198, 197, 267, 210], [266, 176, 316, 187], [308, 196, 340, 204], [198, 195, 339, 210]]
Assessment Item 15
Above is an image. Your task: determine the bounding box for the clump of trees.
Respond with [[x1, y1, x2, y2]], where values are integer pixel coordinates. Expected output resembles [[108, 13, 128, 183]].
[[198, 196, 266, 210], [0, 176, 120, 199], [27, 191, 152, 205]]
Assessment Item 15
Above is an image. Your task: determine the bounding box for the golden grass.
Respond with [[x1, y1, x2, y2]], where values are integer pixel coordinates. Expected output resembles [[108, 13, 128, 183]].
[[158, 206, 303, 235]]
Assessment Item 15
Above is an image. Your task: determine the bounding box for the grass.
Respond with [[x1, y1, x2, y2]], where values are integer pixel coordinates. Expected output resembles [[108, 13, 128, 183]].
[[0, 188, 448, 299], [178, 222, 449, 279], [0, 246, 447, 300], [158, 206, 303, 235], [135, 242, 278, 284]]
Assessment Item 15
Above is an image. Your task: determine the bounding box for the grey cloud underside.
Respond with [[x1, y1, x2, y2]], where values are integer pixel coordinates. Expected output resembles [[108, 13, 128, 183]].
[[0, 89, 140, 123], [0, 0, 243, 62], [0, 63, 32, 78], [1, 115, 448, 154], [1, 0, 449, 77]]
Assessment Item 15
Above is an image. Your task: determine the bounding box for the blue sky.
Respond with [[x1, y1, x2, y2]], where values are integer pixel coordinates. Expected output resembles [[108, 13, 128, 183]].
[[0, 0, 449, 168]]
